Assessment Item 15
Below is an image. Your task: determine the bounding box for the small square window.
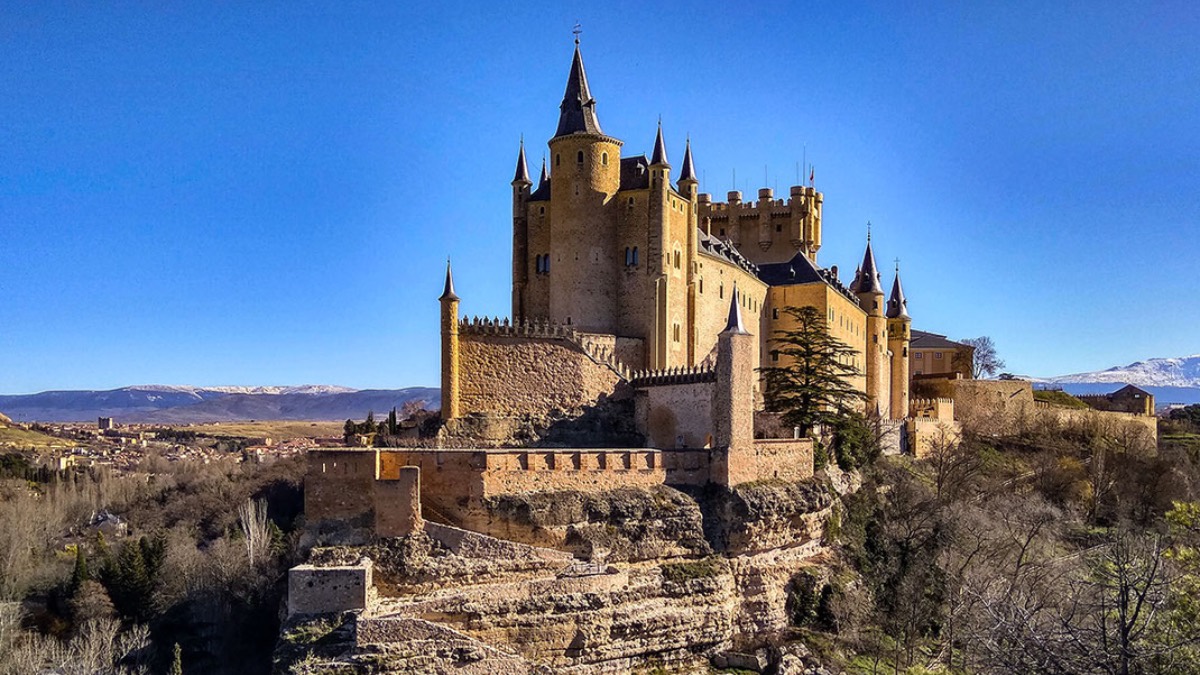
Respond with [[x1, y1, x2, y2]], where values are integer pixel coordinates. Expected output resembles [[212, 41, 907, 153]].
[[935, 352, 943, 359], [915, 353, 923, 359]]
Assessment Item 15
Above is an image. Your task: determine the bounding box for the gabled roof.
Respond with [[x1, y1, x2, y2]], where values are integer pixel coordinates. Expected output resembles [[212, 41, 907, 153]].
[[620, 155, 651, 190], [697, 230, 760, 275], [554, 43, 603, 138], [910, 330, 967, 350], [757, 250, 858, 302]]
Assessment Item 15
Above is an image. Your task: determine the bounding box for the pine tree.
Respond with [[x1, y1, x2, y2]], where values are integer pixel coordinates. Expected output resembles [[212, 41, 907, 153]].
[[759, 305, 867, 436], [169, 641, 183, 675], [387, 407, 399, 436]]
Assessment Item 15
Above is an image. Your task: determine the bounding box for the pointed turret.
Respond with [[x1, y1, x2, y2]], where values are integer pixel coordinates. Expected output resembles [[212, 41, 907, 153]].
[[512, 139, 531, 186], [886, 268, 910, 319], [723, 284, 748, 334], [538, 155, 549, 186], [650, 121, 669, 167], [439, 259, 458, 301], [554, 40, 603, 137], [857, 234, 884, 295], [678, 136, 696, 184]]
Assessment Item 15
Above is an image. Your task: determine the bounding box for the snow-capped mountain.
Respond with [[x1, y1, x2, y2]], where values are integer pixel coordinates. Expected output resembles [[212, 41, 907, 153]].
[[1048, 355, 1200, 388], [0, 385, 438, 423]]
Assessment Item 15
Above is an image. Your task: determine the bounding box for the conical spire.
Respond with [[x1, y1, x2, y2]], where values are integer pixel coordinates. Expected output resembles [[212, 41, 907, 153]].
[[554, 41, 603, 137], [857, 229, 883, 295], [538, 155, 549, 186], [512, 138, 531, 185], [887, 266, 910, 319], [439, 259, 458, 301], [650, 120, 669, 166], [723, 284, 748, 334], [678, 136, 696, 183]]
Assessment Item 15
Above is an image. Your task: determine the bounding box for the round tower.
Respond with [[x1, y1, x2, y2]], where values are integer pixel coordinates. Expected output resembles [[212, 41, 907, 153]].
[[886, 265, 912, 420], [511, 139, 532, 320], [855, 232, 887, 417], [439, 261, 460, 422], [546, 39, 623, 332]]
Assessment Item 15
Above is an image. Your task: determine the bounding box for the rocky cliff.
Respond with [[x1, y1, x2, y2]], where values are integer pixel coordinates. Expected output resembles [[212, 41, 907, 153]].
[[276, 477, 846, 674]]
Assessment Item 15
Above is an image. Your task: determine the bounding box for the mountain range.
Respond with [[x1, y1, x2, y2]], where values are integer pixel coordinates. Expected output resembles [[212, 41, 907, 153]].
[[0, 385, 440, 424], [2, 355, 1198, 423], [1039, 355, 1200, 406]]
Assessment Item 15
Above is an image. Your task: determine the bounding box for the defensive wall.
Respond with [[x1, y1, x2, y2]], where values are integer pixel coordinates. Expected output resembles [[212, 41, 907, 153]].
[[452, 317, 631, 423]]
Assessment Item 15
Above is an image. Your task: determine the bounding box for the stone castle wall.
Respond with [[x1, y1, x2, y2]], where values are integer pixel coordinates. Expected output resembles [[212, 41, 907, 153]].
[[287, 560, 373, 617], [635, 377, 715, 449], [457, 329, 625, 420]]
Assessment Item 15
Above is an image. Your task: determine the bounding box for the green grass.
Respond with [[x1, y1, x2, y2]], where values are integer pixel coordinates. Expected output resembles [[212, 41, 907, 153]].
[[662, 556, 723, 583], [1034, 389, 1090, 409]]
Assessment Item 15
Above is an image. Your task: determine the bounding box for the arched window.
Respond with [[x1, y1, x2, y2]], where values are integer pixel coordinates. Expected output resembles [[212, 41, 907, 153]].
[[535, 255, 543, 274], [555, 154, 560, 167], [624, 247, 632, 266], [719, 284, 724, 299], [699, 278, 703, 294], [576, 150, 584, 164], [601, 152, 608, 166], [632, 247, 639, 266], [544, 254, 550, 273]]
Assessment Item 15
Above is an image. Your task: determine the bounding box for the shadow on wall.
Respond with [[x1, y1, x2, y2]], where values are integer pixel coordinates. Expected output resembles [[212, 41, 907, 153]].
[[535, 395, 644, 448]]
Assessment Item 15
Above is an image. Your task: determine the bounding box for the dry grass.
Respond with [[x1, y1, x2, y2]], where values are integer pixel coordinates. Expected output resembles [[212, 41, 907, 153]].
[[0, 426, 73, 449], [168, 420, 345, 440]]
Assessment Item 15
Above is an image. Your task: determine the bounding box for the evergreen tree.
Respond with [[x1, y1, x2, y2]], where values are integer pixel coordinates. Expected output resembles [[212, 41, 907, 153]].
[[169, 641, 184, 675], [759, 305, 867, 436], [69, 545, 89, 594], [387, 407, 399, 436]]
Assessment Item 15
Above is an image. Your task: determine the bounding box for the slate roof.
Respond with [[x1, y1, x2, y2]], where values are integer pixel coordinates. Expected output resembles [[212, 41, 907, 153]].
[[697, 230, 760, 275], [650, 123, 669, 166], [513, 141, 531, 184], [529, 157, 551, 202], [910, 330, 967, 350], [886, 270, 910, 319], [555, 43, 603, 138], [620, 155, 651, 191], [856, 238, 884, 294], [756, 250, 858, 302], [678, 138, 696, 184]]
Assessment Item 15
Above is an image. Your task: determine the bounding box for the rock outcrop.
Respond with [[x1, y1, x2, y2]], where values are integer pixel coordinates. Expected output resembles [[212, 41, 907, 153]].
[[278, 480, 844, 674]]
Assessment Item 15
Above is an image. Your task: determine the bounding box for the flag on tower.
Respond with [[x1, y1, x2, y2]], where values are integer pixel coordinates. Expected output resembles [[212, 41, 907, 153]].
[[809, 166, 815, 187]]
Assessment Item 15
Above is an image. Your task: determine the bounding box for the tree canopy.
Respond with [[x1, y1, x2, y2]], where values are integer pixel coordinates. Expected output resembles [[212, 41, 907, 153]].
[[760, 305, 866, 435]]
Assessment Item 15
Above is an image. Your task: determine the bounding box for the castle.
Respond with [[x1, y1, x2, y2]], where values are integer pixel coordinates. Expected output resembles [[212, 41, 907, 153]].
[[302, 39, 968, 544], [439, 37, 949, 445]]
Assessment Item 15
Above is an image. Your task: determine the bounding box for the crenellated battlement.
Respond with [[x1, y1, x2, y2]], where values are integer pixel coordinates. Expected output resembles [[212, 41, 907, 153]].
[[459, 316, 634, 381], [629, 365, 717, 388]]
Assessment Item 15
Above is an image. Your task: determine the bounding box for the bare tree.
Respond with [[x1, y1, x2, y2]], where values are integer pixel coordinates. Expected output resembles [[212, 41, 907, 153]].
[[958, 336, 1006, 379], [237, 498, 271, 567]]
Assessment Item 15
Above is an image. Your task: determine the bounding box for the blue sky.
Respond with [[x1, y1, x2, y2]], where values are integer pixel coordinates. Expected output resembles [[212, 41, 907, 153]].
[[1, 2, 1197, 393]]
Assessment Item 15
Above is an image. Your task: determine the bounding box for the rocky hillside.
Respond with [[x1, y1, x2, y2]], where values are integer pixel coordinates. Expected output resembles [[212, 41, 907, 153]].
[[0, 385, 439, 423]]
